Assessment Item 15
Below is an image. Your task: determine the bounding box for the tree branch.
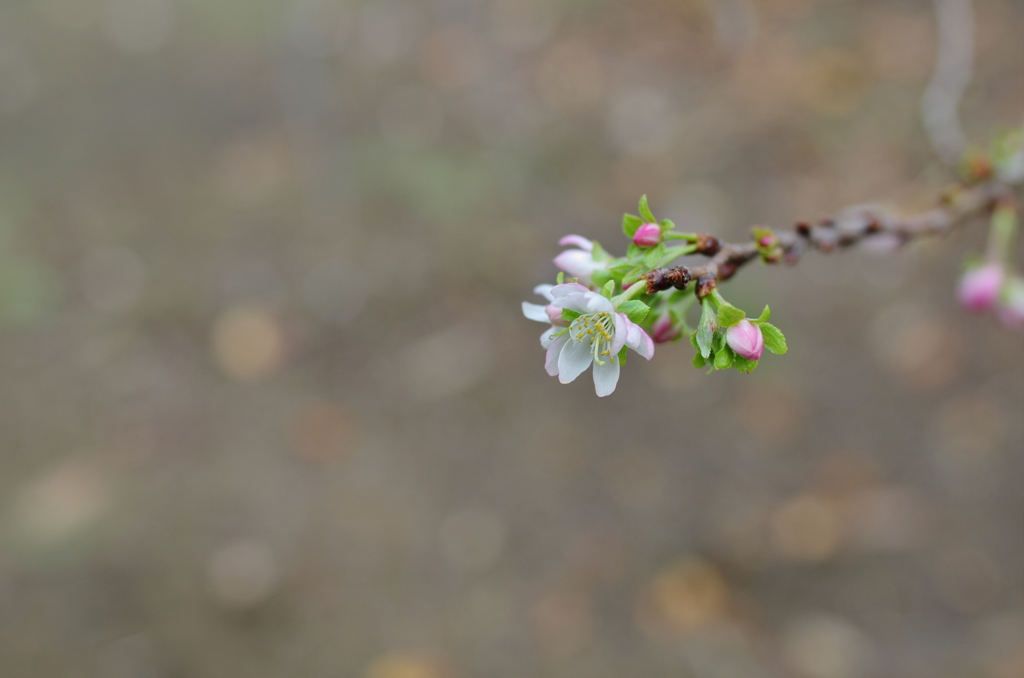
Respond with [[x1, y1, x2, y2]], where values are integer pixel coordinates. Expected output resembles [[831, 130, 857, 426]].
[[922, 0, 975, 164], [644, 177, 1016, 296]]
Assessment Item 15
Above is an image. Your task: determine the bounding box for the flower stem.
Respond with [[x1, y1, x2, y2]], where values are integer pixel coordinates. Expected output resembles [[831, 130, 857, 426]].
[[987, 198, 1019, 265], [612, 280, 647, 305], [707, 289, 727, 308]]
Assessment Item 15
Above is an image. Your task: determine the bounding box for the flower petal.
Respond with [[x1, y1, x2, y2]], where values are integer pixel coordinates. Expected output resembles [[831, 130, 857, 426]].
[[544, 334, 568, 376], [533, 284, 555, 301], [549, 283, 590, 298], [557, 235, 593, 250], [580, 291, 614, 314], [549, 283, 592, 312], [610, 313, 627, 356], [592, 356, 621, 397], [624, 320, 655, 360], [522, 302, 550, 323], [640, 331, 655, 359], [553, 250, 599, 282], [557, 338, 594, 384], [540, 326, 559, 348]]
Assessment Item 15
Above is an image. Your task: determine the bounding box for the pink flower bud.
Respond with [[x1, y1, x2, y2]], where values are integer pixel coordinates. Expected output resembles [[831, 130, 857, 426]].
[[651, 315, 681, 343], [726, 319, 764, 361], [546, 304, 568, 326], [758, 235, 775, 247], [957, 263, 1004, 312], [632, 223, 661, 248]]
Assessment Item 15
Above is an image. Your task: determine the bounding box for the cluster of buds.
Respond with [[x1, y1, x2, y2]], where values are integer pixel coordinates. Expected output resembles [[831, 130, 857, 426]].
[[523, 196, 788, 395], [688, 288, 787, 374], [752, 227, 784, 264], [957, 198, 1024, 329]]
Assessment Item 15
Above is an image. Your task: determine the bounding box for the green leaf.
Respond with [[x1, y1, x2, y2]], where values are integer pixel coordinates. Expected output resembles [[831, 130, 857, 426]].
[[754, 305, 771, 323], [591, 269, 614, 288], [760, 322, 788, 354], [695, 301, 716, 359], [639, 195, 656, 223], [616, 300, 650, 324], [713, 331, 727, 353], [618, 346, 628, 367], [732, 354, 759, 373], [658, 219, 675, 233], [556, 271, 565, 284], [622, 266, 648, 287], [608, 263, 633, 280], [714, 346, 734, 370], [692, 351, 706, 368], [561, 309, 581, 323], [626, 243, 642, 259], [623, 213, 643, 237], [601, 280, 616, 299], [689, 331, 700, 350], [590, 241, 610, 262], [641, 243, 667, 269], [717, 303, 746, 327]]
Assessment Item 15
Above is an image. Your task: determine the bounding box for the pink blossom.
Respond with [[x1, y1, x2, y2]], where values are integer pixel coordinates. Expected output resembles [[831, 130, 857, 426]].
[[726, 319, 764, 361], [957, 263, 1004, 312], [632, 223, 661, 248], [650, 314, 681, 343], [553, 235, 604, 285]]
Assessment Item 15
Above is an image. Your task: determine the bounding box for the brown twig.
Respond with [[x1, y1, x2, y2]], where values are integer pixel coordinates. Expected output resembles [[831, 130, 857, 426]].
[[644, 178, 1016, 296]]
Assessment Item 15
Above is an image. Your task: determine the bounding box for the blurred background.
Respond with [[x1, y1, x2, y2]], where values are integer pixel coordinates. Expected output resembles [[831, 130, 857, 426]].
[[0, 0, 1022, 676]]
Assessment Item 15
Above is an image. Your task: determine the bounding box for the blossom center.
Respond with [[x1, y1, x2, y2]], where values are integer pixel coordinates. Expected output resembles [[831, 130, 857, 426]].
[[569, 312, 616, 365]]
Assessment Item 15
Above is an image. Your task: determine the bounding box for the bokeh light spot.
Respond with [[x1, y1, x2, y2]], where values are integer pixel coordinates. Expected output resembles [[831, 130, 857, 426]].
[[362, 655, 442, 678], [206, 538, 281, 611], [636, 558, 732, 636], [12, 459, 112, 547], [211, 306, 286, 382], [769, 493, 841, 562], [781, 614, 876, 678]]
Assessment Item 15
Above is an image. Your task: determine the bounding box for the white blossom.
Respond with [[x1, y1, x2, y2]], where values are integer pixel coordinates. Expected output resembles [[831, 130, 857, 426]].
[[523, 283, 653, 396]]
